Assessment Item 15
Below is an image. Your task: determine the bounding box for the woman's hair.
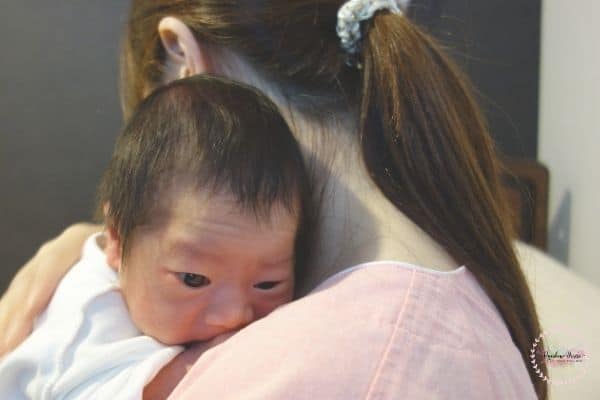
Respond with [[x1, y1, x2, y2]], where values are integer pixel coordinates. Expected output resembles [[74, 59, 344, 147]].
[[121, 1, 546, 397], [97, 74, 313, 288]]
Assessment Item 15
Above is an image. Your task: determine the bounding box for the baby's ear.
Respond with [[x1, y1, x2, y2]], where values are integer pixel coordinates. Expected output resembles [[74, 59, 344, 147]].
[[104, 224, 122, 272]]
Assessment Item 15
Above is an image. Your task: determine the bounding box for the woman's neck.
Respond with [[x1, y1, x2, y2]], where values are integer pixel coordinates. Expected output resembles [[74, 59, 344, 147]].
[[289, 114, 460, 294]]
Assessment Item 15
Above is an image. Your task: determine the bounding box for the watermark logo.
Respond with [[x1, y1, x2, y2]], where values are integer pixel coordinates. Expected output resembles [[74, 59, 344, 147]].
[[530, 326, 589, 385]]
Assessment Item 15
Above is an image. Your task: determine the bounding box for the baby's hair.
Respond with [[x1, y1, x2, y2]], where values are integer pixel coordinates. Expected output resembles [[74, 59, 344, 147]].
[[96, 75, 313, 284]]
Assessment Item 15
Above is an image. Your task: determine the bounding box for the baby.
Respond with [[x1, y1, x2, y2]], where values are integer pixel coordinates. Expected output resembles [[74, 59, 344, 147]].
[[0, 75, 312, 399]]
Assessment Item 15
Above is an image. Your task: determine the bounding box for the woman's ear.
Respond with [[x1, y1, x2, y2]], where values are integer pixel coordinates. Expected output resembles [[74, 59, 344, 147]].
[[158, 16, 212, 80], [103, 212, 122, 272]]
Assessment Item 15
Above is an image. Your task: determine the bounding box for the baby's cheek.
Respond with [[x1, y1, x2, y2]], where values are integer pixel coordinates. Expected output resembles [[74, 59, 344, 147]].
[[132, 297, 188, 345], [141, 314, 189, 346], [256, 296, 291, 319]]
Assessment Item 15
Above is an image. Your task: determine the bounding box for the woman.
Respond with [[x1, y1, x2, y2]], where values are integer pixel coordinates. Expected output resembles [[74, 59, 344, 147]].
[[0, 0, 546, 398]]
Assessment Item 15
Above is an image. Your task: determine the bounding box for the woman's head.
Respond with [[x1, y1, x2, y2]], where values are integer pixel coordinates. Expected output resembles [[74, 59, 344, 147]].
[[120, 1, 546, 397], [121, 0, 362, 121]]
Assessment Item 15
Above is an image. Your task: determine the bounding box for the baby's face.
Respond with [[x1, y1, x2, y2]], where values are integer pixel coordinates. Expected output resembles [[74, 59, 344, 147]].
[[117, 188, 297, 345]]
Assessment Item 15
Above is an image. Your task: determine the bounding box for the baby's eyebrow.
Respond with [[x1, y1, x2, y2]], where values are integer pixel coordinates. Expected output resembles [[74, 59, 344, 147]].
[[261, 255, 294, 268], [167, 240, 213, 260]]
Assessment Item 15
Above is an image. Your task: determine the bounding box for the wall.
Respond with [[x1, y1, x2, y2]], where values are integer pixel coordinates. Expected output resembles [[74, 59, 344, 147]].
[[412, 0, 541, 158], [538, 0, 600, 285], [0, 1, 128, 291]]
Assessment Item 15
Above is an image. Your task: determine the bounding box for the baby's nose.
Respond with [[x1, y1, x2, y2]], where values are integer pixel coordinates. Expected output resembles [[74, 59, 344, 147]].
[[204, 288, 254, 330]]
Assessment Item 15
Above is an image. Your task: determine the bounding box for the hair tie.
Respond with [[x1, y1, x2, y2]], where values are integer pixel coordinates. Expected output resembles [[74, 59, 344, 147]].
[[336, 0, 405, 67]]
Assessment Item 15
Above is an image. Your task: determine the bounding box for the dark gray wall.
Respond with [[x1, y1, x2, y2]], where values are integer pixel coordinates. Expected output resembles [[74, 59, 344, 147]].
[[0, 2, 129, 291], [411, 0, 541, 157]]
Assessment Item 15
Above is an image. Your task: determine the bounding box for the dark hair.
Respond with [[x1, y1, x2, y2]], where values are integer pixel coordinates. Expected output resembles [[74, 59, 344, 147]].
[[97, 74, 313, 289], [121, 2, 546, 397]]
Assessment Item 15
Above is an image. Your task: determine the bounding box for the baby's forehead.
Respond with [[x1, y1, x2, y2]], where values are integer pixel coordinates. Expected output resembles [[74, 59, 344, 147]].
[[144, 184, 300, 234], [130, 190, 299, 264]]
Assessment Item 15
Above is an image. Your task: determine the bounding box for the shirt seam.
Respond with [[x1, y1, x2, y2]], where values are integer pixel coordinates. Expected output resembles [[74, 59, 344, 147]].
[[364, 268, 416, 400], [325, 261, 466, 283]]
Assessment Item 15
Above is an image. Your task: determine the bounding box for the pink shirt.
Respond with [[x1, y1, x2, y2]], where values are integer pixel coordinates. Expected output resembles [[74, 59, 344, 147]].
[[169, 262, 537, 399]]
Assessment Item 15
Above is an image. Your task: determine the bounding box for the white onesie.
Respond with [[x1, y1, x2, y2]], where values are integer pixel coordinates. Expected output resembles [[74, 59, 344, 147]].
[[0, 233, 182, 400]]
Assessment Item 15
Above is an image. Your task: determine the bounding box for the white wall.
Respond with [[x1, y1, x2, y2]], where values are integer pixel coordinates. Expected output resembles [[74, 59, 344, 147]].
[[539, 0, 600, 286]]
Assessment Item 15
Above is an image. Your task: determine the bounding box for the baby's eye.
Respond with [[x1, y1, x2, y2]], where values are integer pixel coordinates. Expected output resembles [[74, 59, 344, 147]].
[[179, 273, 210, 288], [254, 281, 280, 290]]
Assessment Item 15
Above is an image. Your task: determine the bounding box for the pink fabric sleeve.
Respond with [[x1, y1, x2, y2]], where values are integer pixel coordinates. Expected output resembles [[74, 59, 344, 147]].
[[168, 262, 537, 400]]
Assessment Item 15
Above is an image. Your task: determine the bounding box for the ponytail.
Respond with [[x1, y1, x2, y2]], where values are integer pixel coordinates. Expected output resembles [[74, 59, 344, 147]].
[[359, 13, 547, 399]]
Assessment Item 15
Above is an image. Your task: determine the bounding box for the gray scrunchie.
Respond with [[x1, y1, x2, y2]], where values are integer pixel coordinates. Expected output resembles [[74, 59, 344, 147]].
[[336, 0, 406, 66]]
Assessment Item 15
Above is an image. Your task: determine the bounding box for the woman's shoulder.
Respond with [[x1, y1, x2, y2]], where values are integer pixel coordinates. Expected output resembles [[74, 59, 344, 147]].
[[170, 261, 537, 399], [302, 261, 515, 350]]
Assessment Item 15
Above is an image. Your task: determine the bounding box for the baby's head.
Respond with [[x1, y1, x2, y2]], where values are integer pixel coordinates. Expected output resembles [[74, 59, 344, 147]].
[[96, 75, 312, 345]]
